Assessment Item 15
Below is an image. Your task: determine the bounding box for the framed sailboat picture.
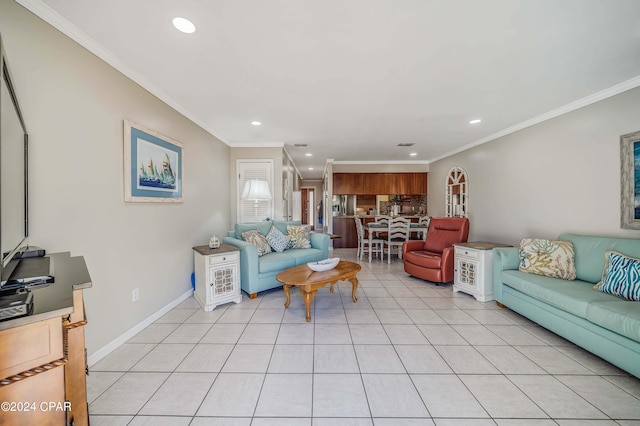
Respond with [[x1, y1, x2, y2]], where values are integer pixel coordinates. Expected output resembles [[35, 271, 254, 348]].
[[124, 120, 183, 202], [620, 130, 640, 229]]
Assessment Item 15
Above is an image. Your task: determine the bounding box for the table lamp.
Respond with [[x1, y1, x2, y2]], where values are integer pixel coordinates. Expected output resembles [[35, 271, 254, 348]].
[[241, 179, 272, 220]]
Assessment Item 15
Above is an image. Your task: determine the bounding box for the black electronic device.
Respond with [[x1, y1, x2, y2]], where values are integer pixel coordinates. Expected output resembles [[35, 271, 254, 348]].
[[0, 289, 33, 321], [17, 246, 45, 259], [1, 256, 54, 291], [1, 37, 31, 290]]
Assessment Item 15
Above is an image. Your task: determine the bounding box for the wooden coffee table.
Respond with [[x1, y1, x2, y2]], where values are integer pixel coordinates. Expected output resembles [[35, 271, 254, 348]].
[[275, 260, 362, 322]]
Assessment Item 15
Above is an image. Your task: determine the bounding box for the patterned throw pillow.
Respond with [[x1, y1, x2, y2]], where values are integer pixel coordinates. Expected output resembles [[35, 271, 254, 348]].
[[266, 225, 290, 253], [242, 230, 271, 256], [286, 225, 312, 249], [594, 251, 640, 301], [519, 238, 576, 280]]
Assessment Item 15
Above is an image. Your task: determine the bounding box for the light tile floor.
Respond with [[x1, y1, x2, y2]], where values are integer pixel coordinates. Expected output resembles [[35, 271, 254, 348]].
[[88, 248, 640, 426]]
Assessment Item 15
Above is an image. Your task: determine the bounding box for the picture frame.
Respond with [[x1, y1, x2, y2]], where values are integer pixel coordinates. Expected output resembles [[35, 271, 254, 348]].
[[620, 130, 640, 229], [124, 120, 183, 202]]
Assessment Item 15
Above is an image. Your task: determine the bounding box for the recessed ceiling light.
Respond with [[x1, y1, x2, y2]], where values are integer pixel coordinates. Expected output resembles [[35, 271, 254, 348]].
[[469, 119, 482, 124], [308, 167, 314, 170], [410, 152, 417, 157], [305, 153, 312, 157], [172, 17, 195, 34], [251, 121, 262, 126]]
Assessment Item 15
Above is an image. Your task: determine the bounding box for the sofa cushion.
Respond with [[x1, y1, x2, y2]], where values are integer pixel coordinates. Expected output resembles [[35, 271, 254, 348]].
[[235, 222, 272, 239], [559, 233, 640, 284], [242, 230, 272, 256], [502, 270, 616, 319], [258, 251, 298, 274], [266, 225, 290, 253], [586, 301, 640, 342], [287, 225, 312, 249], [404, 250, 442, 269], [594, 251, 640, 301], [519, 238, 576, 280], [272, 220, 302, 236], [292, 248, 325, 265]]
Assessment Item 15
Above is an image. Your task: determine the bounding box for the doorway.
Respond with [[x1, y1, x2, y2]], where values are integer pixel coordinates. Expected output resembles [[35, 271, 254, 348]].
[[301, 188, 315, 228]]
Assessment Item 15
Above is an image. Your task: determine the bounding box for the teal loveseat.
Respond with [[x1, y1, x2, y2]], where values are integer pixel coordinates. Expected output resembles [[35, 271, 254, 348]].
[[223, 221, 330, 298], [493, 233, 640, 378]]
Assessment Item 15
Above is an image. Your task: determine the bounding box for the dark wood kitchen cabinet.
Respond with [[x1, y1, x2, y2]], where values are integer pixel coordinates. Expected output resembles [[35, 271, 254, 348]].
[[332, 217, 357, 248], [333, 173, 364, 194]]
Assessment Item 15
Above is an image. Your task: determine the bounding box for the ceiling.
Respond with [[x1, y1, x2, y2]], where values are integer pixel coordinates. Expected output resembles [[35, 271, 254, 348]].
[[22, 0, 640, 179]]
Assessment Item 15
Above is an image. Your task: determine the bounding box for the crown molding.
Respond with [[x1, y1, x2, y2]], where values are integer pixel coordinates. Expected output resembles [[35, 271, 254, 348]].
[[428, 74, 640, 163], [228, 142, 285, 148]]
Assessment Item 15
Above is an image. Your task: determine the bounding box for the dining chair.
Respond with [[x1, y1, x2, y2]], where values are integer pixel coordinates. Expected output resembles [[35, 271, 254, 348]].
[[417, 215, 431, 240], [373, 215, 391, 240], [355, 217, 383, 261], [383, 216, 411, 264]]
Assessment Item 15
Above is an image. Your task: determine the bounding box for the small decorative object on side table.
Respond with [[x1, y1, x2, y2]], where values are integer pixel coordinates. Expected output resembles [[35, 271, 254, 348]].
[[192, 243, 241, 310], [453, 241, 511, 302], [209, 235, 220, 249]]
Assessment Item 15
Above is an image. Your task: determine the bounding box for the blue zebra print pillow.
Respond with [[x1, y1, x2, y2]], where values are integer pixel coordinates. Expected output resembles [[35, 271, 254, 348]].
[[594, 251, 640, 301]]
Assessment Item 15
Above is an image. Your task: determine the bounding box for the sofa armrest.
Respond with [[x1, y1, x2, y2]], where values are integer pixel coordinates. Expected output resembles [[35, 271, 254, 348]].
[[310, 232, 330, 259], [492, 247, 520, 303], [223, 236, 260, 294]]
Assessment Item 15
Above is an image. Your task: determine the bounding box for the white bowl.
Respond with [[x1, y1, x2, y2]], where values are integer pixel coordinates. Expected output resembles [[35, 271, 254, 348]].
[[307, 257, 340, 272]]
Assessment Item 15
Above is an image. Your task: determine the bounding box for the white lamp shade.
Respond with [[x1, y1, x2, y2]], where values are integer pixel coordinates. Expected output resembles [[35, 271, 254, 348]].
[[241, 179, 272, 201]]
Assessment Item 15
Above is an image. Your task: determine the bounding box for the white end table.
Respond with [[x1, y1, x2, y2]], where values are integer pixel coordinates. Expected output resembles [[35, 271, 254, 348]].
[[453, 241, 511, 302], [193, 244, 241, 310]]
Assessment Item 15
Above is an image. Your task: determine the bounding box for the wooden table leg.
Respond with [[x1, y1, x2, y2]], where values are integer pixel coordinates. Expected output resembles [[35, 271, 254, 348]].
[[348, 276, 359, 303], [283, 284, 291, 308], [301, 288, 317, 322]]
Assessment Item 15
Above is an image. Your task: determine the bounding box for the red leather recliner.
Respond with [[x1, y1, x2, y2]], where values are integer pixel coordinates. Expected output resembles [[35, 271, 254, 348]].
[[402, 217, 470, 284]]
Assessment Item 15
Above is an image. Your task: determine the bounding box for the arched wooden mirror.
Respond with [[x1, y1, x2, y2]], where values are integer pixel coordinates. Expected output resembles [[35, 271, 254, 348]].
[[445, 167, 468, 218]]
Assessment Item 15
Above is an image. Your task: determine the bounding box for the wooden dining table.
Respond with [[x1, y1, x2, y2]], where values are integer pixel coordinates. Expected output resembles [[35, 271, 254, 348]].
[[365, 221, 429, 262]]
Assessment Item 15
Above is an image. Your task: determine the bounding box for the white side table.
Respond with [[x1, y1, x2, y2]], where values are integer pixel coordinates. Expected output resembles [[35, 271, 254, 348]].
[[193, 244, 242, 310], [453, 242, 510, 302]]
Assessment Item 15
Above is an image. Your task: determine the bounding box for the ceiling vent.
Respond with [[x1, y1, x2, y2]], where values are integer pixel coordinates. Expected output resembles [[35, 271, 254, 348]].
[[294, 143, 308, 147], [397, 143, 415, 147]]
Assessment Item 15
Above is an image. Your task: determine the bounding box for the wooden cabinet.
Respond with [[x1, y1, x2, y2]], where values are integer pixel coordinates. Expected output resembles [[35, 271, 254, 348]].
[[332, 217, 358, 248], [361, 173, 385, 194], [453, 242, 510, 301], [337, 172, 427, 195], [193, 244, 242, 310], [407, 172, 428, 194], [0, 254, 91, 426], [333, 173, 364, 194]]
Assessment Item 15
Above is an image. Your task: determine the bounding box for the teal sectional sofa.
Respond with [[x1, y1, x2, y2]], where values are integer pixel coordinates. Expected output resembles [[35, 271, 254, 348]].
[[493, 233, 640, 378], [223, 220, 330, 298]]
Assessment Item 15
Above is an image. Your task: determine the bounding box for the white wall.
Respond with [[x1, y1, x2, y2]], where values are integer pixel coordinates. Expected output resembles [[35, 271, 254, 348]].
[[1, 2, 231, 357], [428, 86, 640, 245]]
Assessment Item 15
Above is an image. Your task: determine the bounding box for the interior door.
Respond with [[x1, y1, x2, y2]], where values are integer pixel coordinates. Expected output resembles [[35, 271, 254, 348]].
[[301, 188, 309, 224], [237, 160, 274, 223]]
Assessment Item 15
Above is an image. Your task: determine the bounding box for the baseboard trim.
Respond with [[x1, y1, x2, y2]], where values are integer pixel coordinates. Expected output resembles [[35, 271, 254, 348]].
[[86, 289, 194, 367]]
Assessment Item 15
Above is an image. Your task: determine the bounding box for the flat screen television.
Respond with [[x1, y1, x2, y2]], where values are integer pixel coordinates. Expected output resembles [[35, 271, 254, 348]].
[[0, 35, 29, 288]]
